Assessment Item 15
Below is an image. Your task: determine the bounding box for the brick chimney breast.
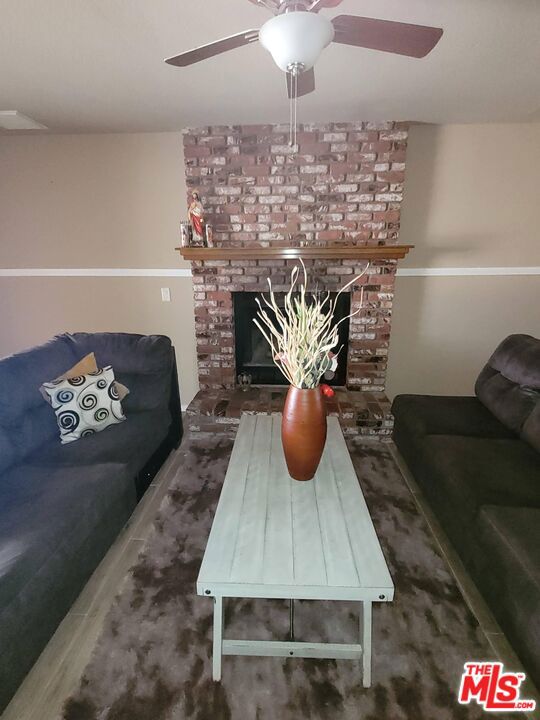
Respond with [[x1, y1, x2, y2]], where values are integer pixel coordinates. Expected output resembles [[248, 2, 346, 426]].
[[182, 122, 409, 439]]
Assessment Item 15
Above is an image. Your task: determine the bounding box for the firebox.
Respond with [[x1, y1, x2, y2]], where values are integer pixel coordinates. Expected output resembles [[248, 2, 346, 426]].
[[233, 291, 351, 386]]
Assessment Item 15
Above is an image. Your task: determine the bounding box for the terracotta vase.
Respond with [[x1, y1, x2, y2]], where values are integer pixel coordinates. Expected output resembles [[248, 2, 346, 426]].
[[281, 386, 327, 482]]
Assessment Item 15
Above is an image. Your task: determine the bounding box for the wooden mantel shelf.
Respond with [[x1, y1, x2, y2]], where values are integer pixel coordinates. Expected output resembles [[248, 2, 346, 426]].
[[177, 245, 413, 261]]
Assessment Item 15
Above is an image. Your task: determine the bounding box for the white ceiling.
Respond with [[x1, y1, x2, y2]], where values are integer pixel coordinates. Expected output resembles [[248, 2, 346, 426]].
[[1, 0, 540, 133]]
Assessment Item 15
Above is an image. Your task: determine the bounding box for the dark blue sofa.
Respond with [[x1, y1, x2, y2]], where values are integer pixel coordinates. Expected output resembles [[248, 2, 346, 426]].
[[0, 332, 182, 711]]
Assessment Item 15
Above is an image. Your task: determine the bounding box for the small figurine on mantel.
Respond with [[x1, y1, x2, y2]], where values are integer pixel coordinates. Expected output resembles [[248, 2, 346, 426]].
[[188, 191, 206, 245]]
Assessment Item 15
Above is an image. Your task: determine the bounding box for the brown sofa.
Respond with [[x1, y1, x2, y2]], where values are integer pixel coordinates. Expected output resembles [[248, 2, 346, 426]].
[[392, 334, 540, 689]]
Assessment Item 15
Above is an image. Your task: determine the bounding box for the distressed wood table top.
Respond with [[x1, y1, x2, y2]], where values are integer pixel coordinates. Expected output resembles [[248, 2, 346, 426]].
[[197, 414, 394, 602]]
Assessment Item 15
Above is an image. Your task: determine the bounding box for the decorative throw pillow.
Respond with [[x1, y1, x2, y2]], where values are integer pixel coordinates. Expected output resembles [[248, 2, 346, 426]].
[[40, 352, 129, 403], [42, 366, 126, 444]]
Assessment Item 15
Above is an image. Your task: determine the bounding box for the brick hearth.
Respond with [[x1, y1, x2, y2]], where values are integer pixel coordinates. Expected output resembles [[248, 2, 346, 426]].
[[181, 121, 410, 439], [186, 387, 392, 441]]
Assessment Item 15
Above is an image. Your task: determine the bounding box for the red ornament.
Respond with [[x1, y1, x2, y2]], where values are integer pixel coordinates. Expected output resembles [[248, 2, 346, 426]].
[[320, 384, 335, 398]]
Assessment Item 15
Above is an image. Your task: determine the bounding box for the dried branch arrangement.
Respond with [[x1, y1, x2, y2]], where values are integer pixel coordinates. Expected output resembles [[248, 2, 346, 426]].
[[254, 260, 369, 389]]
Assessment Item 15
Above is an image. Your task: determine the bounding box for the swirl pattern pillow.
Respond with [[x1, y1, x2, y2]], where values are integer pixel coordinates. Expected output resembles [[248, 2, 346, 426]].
[[42, 366, 126, 444]]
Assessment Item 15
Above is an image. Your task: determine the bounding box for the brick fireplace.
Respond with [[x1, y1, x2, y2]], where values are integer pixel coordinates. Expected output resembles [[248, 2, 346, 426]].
[[180, 121, 411, 440]]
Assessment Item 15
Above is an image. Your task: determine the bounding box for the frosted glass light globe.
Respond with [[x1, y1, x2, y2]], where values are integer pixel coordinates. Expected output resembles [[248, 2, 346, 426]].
[[259, 11, 335, 72]]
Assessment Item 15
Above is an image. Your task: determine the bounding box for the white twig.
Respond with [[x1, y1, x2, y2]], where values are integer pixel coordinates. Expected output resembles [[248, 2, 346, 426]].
[[253, 261, 370, 388]]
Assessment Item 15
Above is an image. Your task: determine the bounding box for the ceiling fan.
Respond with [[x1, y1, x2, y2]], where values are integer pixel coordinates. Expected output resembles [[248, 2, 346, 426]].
[[165, 0, 443, 100]]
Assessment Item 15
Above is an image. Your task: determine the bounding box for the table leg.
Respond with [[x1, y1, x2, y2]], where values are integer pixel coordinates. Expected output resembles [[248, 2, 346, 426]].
[[361, 601, 372, 688], [213, 595, 223, 681]]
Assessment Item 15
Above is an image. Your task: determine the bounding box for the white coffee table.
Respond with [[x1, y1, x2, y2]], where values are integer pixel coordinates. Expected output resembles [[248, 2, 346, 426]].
[[197, 413, 394, 686]]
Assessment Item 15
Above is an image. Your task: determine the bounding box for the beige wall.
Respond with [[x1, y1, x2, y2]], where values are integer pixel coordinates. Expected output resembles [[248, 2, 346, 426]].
[[0, 275, 199, 402], [0, 133, 198, 405], [386, 275, 539, 397], [387, 123, 540, 398], [0, 133, 190, 269], [400, 123, 540, 268], [1, 125, 539, 406]]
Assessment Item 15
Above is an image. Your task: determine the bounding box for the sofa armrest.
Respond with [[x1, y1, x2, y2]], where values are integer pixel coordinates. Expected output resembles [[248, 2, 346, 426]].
[[167, 347, 183, 448]]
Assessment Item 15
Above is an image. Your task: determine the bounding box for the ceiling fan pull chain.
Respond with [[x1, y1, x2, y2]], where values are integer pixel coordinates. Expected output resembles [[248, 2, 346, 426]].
[[294, 72, 298, 148], [289, 81, 293, 146]]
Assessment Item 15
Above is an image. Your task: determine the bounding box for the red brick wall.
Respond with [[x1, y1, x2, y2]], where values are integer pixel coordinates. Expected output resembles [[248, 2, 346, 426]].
[[183, 121, 408, 247], [182, 122, 408, 394]]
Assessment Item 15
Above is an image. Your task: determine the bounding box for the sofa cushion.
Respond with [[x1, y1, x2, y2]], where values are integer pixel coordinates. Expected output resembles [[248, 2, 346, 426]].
[[30, 408, 171, 476], [70, 332, 172, 375], [42, 366, 126, 444], [0, 462, 134, 610], [415, 435, 540, 531], [8, 403, 59, 464], [477, 506, 540, 601], [392, 394, 514, 440], [475, 334, 540, 440], [0, 335, 79, 462], [0, 461, 136, 711], [391, 395, 516, 482], [113, 371, 171, 412], [522, 402, 540, 453], [39, 352, 130, 405], [475, 506, 540, 687], [0, 429, 16, 475], [70, 333, 173, 413], [39, 351, 98, 404], [0, 334, 78, 426]]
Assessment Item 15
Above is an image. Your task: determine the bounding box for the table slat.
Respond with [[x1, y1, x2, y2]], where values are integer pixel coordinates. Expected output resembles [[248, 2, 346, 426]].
[[313, 447, 361, 587], [230, 416, 273, 583], [262, 415, 295, 585], [326, 419, 394, 592], [198, 414, 257, 583]]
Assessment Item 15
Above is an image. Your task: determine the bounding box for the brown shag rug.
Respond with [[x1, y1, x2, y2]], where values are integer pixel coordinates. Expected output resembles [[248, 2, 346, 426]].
[[63, 438, 512, 720]]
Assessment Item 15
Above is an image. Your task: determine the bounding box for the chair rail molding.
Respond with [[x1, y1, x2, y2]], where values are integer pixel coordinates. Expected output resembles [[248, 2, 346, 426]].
[[1, 267, 539, 278], [0, 268, 192, 277], [397, 266, 540, 277]]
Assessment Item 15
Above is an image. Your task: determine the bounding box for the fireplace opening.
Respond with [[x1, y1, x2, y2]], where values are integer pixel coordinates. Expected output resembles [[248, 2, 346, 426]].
[[234, 291, 351, 386]]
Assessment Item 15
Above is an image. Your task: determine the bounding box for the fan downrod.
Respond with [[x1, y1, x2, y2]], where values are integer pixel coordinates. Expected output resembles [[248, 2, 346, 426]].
[[279, 1, 311, 13], [250, 0, 313, 14]]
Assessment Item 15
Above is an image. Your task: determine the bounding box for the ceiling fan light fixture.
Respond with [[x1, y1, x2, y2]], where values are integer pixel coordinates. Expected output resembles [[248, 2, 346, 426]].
[[259, 11, 334, 73]]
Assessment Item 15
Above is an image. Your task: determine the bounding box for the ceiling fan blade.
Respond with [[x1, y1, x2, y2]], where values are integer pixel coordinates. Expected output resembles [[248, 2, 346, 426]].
[[165, 29, 259, 67], [286, 67, 316, 99], [332, 15, 443, 58]]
